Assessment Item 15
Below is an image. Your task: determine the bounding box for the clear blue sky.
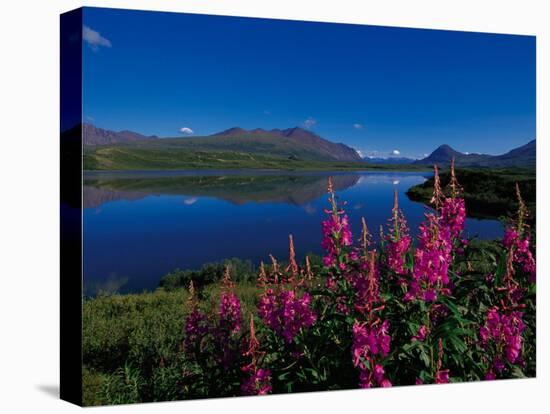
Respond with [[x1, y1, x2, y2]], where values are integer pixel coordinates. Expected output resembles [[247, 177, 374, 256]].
[[82, 7, 535, 159]]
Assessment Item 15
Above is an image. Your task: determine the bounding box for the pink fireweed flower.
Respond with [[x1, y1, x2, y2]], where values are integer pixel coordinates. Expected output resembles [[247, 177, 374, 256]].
[[435, 369, 450, 384], [219, 292, 242, 335], [480, 308, 525, 369], [502, 183, 536, 283], [241, 368, 272, 395], [352, 250, 380, 314], [352, 320, 392, 388], [431, 165, 444, 210], [503, 227, 536, 284], [412, 325, 427, 342], [322, 177, 353, 268], [485, 371, 496, 380], [258, 288, 316, 344], [386, 190, 412, 275], [241, 316, 272, 396], [406, 213, 452, 302], [184, 281, 209, 355], [219, 268, 242, 335], [184, 308, 209, 355], [435, 338, 450, 384], [440, 197, 466, 240]]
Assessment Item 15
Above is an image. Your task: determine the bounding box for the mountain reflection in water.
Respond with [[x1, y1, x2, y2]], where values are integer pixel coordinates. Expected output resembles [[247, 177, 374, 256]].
[[83, 170, 502, 294]]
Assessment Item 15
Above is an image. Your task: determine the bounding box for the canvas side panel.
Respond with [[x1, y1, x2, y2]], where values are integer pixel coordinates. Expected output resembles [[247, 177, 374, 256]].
[[60, 7, 83, 407]]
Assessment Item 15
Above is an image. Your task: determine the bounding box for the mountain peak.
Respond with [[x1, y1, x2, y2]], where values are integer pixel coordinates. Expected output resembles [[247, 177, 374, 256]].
[[208, 126, 362, 162], [83, 123, 156, 146], [212, 127, 247, 136], [415, 140, 535, 168], [433, 144, 459, 154]]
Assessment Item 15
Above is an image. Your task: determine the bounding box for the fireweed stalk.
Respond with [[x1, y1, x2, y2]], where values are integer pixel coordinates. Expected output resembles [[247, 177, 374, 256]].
[[257, 237, 316, 344], [405, 165, 454, 303], [440, 158, 466, 241], [386, 190, 412, 277], [351, 249, 392, 388], [479, 185, 534, 379], [434, 338, 450, 384], [502, 184, 536, 283], [241, 315, 272, 395], [183, 281, 209, 357], [322, 177, 353, 269], [217, 267, 243, 368], [404, 165, 460, 383]]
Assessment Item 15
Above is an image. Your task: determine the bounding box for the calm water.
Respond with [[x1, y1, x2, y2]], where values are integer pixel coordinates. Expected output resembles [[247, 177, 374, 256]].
[[83, 170, 503, 294]]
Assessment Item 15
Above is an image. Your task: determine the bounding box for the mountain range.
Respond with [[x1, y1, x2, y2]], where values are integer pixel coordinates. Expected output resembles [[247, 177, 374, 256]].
[[80, 123, 535, 169], [82, 123, 159, 145], [414, 140, 535, 168], [83, 124, 362, 163]]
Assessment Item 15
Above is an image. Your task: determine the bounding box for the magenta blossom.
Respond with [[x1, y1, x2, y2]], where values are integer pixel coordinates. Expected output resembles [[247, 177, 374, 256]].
[[440, 197, 466, 240], [405, 213, 452, 302], [435, 369, 450, 384], [183, 308, 209, 355], [258, 288, 316, 343], [480, 308, 525, 373], [412, 325, 427, 342], [386, 191, 412, 275], [219, 291, 242, 336], [352, 320, 391, 388], [503, 227, 536, 283], [241, 368, 272, 395]]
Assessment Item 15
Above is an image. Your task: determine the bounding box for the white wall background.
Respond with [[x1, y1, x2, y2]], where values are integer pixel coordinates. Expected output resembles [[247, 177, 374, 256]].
[[0, 0, 547, 412]]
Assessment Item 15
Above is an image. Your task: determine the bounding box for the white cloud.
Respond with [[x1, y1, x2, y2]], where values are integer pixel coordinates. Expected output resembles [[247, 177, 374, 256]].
[[355, 149, 365, 157], [302, 117, 317, 129], [183, 197, 198, 205], [391, 149, 401, 156], [179, 127, 194, 135], [83, 26, 112, 50], [353, 123, 363, 130]]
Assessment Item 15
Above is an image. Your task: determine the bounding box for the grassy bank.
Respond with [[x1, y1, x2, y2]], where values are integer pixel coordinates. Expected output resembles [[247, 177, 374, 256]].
[[83, 145, 430, 171], [83, 281, 263, 405]]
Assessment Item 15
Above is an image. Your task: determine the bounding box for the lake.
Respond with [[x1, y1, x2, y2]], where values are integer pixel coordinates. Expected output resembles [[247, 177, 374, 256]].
[[83, 170, 503, 294]]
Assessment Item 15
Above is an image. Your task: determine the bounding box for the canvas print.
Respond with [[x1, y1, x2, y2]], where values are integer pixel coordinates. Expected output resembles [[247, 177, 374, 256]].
[[61, 7, 536, 406]]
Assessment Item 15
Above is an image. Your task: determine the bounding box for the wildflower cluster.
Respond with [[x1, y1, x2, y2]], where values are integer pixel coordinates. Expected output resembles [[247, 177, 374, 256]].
[[352, 320, 392, 387], [478, 184, 535, 380], [480, 308, 525, 379], [258, 288, 316, 344], [407, 213, 452, 302], [178, 164, 535, 399]]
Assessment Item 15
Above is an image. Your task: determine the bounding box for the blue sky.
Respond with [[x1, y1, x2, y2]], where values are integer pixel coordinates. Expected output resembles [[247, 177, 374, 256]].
[[82, 7, 535, 159]]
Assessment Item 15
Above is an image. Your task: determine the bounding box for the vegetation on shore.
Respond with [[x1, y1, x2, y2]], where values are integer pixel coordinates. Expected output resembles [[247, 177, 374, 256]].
[[406, 167, 535, 221], [82, 164, 536, 405]]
